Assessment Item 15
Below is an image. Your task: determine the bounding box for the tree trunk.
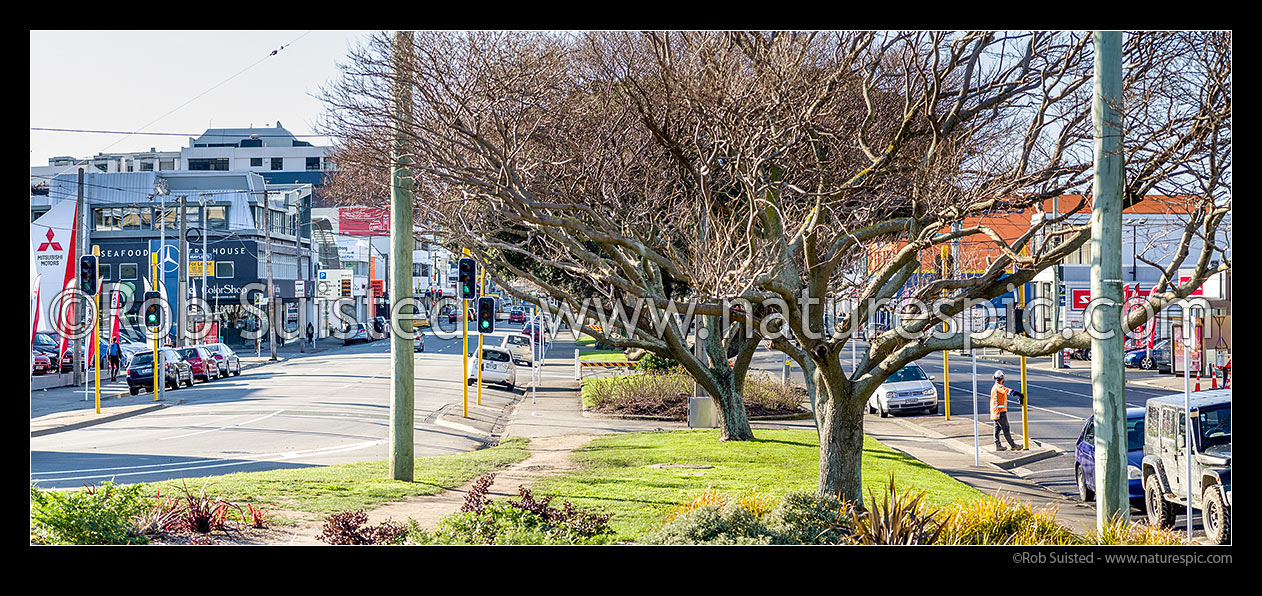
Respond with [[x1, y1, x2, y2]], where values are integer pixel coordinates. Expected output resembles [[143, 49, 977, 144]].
[[812, 361, 867, 504], [708, 363, 756, 441]]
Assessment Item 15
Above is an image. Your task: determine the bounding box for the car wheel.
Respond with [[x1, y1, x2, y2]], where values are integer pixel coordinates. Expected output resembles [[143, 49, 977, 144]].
[[929, 404, 939, 415], [234, 364, 241, 376], [1203, 485, 1230, 545], [185, 375, 194, 388], [1076, 465, 1094, 502], [1145, 475, 1176, 529], [169, 377, 180, 390], [129, 386, 139, 396], [879, 403, 889, 418], [504, 382, 515, 391], [1140, 357, 1154, 370]]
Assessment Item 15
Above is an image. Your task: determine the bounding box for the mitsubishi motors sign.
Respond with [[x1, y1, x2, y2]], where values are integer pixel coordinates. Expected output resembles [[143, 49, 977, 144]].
[[338, 206, 390, 236]]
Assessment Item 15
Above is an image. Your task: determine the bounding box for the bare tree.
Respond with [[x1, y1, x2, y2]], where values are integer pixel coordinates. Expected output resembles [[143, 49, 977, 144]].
[[319, 30, 1231, 502]]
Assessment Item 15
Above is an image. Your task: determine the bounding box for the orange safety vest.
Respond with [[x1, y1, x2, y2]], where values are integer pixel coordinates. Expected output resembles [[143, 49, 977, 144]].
[[989, 383, 1010, 420]]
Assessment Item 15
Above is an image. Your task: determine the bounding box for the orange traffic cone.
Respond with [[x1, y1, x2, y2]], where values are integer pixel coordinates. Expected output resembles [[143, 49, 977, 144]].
[[1211, 371, 1218, 389], [1194, 372, 1201, 392]]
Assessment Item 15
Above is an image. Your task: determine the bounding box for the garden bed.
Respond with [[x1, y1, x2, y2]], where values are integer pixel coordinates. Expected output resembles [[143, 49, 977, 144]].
[[581, 371, 807, 420]]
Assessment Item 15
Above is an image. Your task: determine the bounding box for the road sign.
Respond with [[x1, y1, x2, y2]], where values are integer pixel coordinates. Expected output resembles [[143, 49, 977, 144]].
[[1070, 289, 1091, 310], [294, 280, 306, 298]]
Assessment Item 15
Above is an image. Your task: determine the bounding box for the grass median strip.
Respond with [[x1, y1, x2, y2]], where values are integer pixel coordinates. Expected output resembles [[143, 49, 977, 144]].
[[145, 437, 531, 517], [578, 349, 628, 362], [530, 429, 985, 541]]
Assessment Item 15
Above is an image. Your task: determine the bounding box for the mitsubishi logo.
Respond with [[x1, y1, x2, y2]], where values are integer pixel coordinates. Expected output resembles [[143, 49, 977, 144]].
[[37, 228, 62, 252]]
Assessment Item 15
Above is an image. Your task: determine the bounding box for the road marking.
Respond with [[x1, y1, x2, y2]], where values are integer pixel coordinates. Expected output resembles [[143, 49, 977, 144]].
[[159, 410, 283, 441], [32, 439, 388, 484]]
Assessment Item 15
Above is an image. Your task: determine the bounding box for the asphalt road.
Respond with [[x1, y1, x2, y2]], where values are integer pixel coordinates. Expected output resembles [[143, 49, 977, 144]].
[[30, 321, 536, 490]]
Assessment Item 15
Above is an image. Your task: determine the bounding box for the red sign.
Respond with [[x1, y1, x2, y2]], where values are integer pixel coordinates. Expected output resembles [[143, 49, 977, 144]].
[[338, 207, 390, 236], [1178, 276, 1204, 296], [370, 280, 384, 293], [1070, 289, 1091, 310]]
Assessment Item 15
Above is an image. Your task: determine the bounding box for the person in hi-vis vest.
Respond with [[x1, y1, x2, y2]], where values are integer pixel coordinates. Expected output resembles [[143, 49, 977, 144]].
[[989, 370, 1023, 451]]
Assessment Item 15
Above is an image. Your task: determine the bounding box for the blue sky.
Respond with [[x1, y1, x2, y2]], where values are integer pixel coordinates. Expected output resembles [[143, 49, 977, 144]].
[[30, 30, 379, 166]]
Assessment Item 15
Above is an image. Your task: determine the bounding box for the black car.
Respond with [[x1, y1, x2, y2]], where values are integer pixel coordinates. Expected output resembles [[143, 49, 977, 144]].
[[126, 348, 193, 395], [201, 343, 242, 377], [32, 332, 64, 372]]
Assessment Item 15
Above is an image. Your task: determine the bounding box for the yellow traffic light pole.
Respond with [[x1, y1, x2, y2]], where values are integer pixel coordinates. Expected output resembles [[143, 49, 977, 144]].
[[1019, 249, 1029, 451], [462, 249, 470, 418], [942, 245, 950, 420], [477, 267, 484, 406]]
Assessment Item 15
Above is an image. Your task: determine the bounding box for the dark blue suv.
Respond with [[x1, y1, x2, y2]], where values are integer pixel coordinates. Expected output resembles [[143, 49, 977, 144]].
[[1075, 407, 1146, 506]]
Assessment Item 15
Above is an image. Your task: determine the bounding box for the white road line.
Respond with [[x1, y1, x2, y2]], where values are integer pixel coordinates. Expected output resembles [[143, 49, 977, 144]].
[[32, 439, 388, 483], [159, 410, 283, 441]]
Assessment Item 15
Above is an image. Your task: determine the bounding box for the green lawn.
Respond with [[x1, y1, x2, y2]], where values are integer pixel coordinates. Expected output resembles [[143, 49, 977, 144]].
[[575, 335, 597, 347], [579, 349, 628, 361], [530, 429, 985, 541], [144, 437, 531, 517]]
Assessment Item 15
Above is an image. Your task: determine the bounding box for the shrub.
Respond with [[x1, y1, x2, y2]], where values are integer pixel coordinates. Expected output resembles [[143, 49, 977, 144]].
[[741, 373, 806, 415], [636, 353, 679, 373], [1086, 517, 1187, 545], [764, 492, 852, 545], [848, 476, 944, 545], [317, 510, 408, 545], [31, 482, 153, 545], [938, 495, 1082, 545], [646, 503, 774, 545], [414, 474, 615, 545]]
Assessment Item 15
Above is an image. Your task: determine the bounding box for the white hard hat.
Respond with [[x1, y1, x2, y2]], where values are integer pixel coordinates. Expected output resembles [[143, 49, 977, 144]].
[[993, 370, 1005, 379]]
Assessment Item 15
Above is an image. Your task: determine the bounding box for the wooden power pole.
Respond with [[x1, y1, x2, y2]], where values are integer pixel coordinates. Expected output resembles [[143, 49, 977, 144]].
[[389, 29, 416, 481], [1090, 30, 1129, 529]]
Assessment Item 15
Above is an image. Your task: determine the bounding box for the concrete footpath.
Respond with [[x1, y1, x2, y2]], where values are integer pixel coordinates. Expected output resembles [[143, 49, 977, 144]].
[[29, 336, 346, 437]]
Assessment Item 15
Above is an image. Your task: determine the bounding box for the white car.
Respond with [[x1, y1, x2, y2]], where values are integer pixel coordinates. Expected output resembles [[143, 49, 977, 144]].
[[867, 363, 939, 417], [500, 333, 535, 366], [467, 346, 517, 390]]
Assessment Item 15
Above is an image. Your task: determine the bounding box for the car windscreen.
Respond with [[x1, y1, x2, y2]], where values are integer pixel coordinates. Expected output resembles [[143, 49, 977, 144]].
[[179, 348, 199, 359], [483, 350, 510, 362], [131, 353, 153, 366], [507, 336, 529, 346], [34, 334, 58, 347], [885, 366, 928, 383], [1198, 405, 1231, 449], [1127, 416, 1145, 451]]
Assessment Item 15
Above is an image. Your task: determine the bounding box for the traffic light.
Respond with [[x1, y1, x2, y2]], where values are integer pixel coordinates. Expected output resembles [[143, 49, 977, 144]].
[[79, 256, 99, 295], [144, 291, 162, 327], [459, 258, 477, 299], [477, 297, 495, 333]]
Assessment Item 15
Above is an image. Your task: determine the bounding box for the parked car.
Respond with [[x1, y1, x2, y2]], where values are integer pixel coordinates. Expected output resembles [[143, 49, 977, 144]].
[[126, 348, 193, 395], [866, 363, 939, 417], [1123, 339, 1172, 372], [467, 346, 517, 391], [500, 333, 535, 366], [31, 350, 52, 375], [1141, 389, 1231, 544], [371, 316, 390, 338], [177, 346, 221, 382], [1074, 407, 1146, 505], [509, 307, 526, 324], [414, 332, 426, 353], [344, 323, 371, 345], [32, 332, 63, 372], [200, 343, 242, 376]]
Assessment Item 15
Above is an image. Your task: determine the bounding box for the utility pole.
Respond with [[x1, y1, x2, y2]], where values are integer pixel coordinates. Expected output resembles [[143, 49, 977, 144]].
[[264, 189, 276, 361], [1052, 196, 1063, 369], [179, 194, 188, 347], [1090, 30, 1128, 530], [73, 169, 84, 388], [389, 29, 415, 482]]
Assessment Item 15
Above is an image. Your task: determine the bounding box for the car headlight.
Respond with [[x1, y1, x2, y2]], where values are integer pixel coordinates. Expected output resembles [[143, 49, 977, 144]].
[[1128, 465, 1142, 480]]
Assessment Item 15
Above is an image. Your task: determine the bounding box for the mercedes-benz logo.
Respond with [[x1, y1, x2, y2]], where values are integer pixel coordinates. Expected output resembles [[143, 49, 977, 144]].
[[159, 244, 179, 274]]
